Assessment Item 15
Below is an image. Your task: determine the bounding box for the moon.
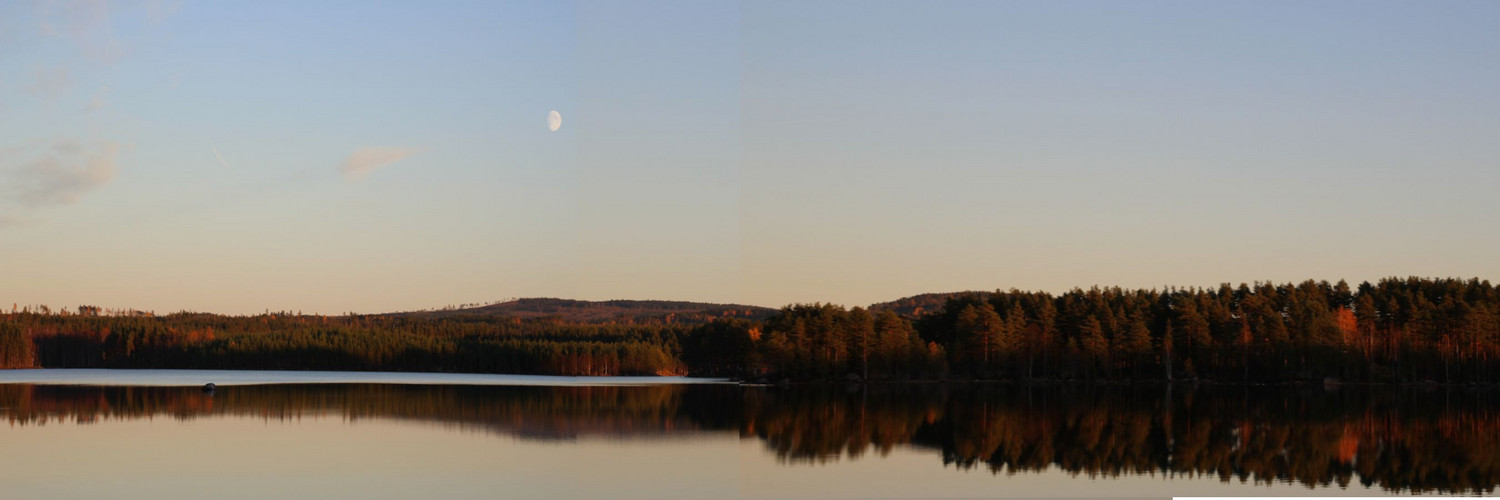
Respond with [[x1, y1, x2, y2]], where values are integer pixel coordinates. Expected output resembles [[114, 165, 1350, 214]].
[[547, 110, 562, 132]]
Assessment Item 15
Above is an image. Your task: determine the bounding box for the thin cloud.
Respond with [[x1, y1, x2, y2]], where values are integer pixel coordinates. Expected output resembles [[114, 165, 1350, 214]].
[[340, 147, 419, 180], [37, 0, 110, 39], [212, 146, 231, 168], [36, 0, 125, 63], [144, 0, 185, 24], [24, 66, 71, 101], [86, 85, 109, 110], [2, 139, 119, 210]]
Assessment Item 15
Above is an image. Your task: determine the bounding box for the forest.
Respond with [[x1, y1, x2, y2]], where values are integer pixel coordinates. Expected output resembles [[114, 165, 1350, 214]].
[[3, 276, 1500, 384]]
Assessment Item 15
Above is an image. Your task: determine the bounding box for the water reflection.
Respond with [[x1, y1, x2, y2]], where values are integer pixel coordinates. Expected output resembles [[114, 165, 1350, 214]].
[[3, 382, 1496, 494], [0, 384, 741, 439]]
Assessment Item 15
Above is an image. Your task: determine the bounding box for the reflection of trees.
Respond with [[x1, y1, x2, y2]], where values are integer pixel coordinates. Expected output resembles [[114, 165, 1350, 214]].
[[746, 384, 1500, 494], [742, 385, 945, 462], [4, 382, 1500, 493], [0, 384, 740, 439]]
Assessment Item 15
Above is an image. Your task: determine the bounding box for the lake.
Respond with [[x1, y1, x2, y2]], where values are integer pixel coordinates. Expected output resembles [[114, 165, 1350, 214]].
[[1, 370, 1490, 498]]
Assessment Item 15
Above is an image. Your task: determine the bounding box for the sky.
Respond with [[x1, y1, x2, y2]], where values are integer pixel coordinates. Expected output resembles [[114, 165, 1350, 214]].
[[2, 0, 1498, 315]]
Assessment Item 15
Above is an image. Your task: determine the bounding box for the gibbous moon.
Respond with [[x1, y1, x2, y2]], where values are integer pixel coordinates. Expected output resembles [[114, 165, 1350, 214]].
[[547, 110, 562, 132]]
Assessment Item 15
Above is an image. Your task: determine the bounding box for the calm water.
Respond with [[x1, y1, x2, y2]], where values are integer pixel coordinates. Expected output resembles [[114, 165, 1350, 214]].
[[1, 370, 1493, 498], [0, 368, 726, 387]]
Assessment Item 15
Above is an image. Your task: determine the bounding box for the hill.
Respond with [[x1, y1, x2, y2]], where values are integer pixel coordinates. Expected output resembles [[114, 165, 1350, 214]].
[[396, 298, 776, 325], [868, 291, 991, 318]]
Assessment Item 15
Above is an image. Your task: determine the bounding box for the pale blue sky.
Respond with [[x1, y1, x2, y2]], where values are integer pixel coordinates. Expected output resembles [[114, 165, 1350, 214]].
[[2, 1, 1498, 314]]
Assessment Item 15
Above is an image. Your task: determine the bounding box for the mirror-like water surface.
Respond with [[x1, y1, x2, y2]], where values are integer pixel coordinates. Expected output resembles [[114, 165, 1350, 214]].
[[2, 370, 1493, 498], [0, 368, 724, 387]]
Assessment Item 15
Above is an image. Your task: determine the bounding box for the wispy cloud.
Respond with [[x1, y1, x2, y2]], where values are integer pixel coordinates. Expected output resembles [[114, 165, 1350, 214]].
[[37, 0, 111, 37], [0, 214, 27, 229], [86, 85, 109, 110], [24, 66, 71, 101], [211, 146, 232, 168], [144, 0, 185, 24], [1, 139, 119, 212], [340, 147, 419, 180], [36, 0, 125, 63]]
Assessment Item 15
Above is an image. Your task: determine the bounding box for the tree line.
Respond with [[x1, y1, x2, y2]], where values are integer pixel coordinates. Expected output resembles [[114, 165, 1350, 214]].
[[1, 312, 690, 375], [702, 277, 1500, 383], [3, 277, 1499, 383]]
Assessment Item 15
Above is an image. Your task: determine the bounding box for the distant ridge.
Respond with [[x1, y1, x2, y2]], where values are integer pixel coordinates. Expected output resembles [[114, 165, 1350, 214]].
[[868, 291, 991, 318], [396, 298, 776, 325]]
